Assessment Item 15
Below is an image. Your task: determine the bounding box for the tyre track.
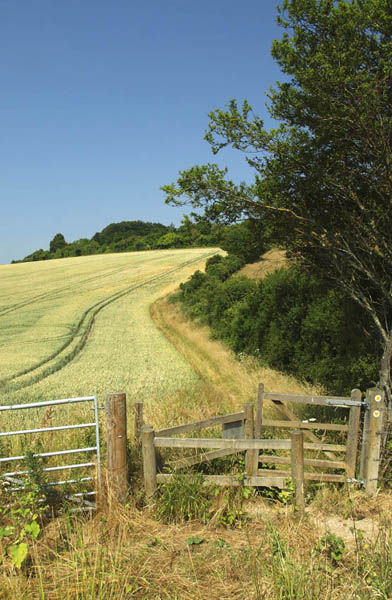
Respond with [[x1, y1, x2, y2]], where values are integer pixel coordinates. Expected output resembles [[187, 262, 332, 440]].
[[2, 252, 216, 393]]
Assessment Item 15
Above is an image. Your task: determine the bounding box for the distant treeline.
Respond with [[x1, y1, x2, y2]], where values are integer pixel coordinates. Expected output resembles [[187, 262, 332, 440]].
[[12, 217, 224, 263]]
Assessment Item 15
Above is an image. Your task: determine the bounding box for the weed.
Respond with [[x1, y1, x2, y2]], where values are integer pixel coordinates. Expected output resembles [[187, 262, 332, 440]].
[[156, 473, 212, 523], [314, 531, 345, 565]]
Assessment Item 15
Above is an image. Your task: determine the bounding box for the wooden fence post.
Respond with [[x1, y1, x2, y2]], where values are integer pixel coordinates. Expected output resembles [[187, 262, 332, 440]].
[[359, 404, 371, 482], [244, 403, 258, 477], [141, 425, 157, 500], [134, 402, 144, 442], [256, 382, 264, 438], [106, 392, 128, 503], [291, 430, 305, 517], [345, 389, 361, 478], [364, 388, 385, 496]]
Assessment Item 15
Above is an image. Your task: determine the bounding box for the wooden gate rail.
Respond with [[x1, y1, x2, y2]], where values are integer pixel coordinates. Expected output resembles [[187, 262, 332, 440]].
[[137, 384, 384, 502], [258, 385, 362, 479], [156, 410, 246, 438]]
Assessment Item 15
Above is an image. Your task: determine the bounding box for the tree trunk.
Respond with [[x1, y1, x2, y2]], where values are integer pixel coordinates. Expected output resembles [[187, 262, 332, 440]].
[[379, 332, 392, 409], [378, 333, 392, 480]]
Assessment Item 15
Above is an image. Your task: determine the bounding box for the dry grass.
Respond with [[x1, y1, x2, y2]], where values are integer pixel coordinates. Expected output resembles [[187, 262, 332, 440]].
[[2, 250, 392, 598], [148, 294, 323, 428], [1, 490, 392, 599], [236, 249, 287, 280]]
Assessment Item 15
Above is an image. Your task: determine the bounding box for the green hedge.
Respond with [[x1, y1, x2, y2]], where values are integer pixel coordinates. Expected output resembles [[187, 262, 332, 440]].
[[178, 256, 380, 395]]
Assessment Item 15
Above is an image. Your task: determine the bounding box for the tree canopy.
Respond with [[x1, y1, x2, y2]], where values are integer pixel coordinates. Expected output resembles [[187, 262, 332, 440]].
[[162, 0, 392, 400]]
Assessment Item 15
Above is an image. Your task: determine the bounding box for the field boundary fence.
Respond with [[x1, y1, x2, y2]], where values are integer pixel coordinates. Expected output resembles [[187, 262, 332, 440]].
[[137, 383, 385, 512], [0, 396, 101, 512]]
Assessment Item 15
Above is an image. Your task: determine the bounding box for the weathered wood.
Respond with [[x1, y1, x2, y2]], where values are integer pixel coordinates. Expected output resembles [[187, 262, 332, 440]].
[[345, 390, 362, 478], [154, 437, 346, 452], [141, 425, 157, 500], [259, 468, 346, 483], [134, 402, 144, 442], [271, 399, 339, 460], [265, 392, 352, 407], [244, 403, 258, 477], [255, 382, 264, 438], [106, 392, 128, 503], [222, 420, 243, 439], [291, 430, 305, 516], [359, 405, 371, 481], [156, 473, 287, 489], [258, 455, 346, 470], [262, 419, 348, 432], [169, 448, 242, 469], [364, 388, 385, 496], [156, 411, 245, 437]]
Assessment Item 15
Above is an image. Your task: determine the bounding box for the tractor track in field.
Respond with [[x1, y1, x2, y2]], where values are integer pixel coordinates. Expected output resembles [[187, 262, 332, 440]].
[[1, 252, 217, 394], [0, 264, 134, 317]]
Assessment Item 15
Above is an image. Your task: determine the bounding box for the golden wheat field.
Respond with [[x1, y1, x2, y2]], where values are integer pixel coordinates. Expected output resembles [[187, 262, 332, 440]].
[[0, 249, 220, 407]]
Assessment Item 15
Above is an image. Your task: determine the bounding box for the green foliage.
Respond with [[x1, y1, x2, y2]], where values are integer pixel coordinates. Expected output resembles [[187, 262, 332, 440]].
[[186, 535, 206, 546], [156, 473, 212, 524], [314, 532, 345, 565], [178, 257, 379, 395], [14, 218, 225, 262], [0, 475, 47, 569], [219, 219, 270, 264], [163, 0, 392, 396], [155, 472, 251, 527], [49, 233, 67, 254]]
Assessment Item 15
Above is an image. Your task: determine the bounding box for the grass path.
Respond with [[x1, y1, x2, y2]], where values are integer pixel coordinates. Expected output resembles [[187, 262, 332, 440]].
[[149, 292, 322, 427]]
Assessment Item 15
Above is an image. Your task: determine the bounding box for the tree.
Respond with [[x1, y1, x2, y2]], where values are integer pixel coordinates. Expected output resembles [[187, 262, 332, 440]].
[[162, 0, 392, 402], [49, 233, 67, 254], [220, 220, 269, 263]]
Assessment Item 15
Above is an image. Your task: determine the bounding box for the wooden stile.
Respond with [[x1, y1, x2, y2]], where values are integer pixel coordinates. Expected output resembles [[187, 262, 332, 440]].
[[135, 383, 378, 499]]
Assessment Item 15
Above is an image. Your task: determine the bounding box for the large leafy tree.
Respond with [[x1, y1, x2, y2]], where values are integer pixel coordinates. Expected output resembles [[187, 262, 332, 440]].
[[163, 0, 392, 402]]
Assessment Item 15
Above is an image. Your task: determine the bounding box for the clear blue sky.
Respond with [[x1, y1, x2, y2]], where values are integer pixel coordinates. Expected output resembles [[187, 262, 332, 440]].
[[1, 0, 285, 264]]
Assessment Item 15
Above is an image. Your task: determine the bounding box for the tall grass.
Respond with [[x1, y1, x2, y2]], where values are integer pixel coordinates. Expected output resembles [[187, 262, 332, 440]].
[[1, 491, 392, 599]]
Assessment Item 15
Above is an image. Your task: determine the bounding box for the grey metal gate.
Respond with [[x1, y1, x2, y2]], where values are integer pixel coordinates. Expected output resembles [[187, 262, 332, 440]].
[[0, 396, 101, 511]]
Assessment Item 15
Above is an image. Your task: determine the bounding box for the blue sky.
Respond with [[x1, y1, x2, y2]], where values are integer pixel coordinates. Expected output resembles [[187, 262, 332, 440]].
[[1, 0, 285, 264]]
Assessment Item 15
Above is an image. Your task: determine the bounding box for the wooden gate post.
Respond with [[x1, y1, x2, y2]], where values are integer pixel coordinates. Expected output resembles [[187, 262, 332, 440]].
[[345, 389, 361, 478], [134, 402, 144, 442], [255, 383, 264, 438], [364, 387, 385, 496], [291, 430, 305, 517], [106, 392, 128, 503], [244, 403, 258, 477], [141, 425, 157, 500]]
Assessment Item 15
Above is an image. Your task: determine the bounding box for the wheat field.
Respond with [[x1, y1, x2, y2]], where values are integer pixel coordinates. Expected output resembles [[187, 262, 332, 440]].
[[0, 249, 218, 435]]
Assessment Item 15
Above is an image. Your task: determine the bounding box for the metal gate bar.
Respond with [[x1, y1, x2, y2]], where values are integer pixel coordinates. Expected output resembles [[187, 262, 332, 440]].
[[0, 395, 101, 507]]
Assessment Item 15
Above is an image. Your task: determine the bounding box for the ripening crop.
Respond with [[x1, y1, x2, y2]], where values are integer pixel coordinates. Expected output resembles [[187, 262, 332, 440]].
[[0, 248, 217, 406]]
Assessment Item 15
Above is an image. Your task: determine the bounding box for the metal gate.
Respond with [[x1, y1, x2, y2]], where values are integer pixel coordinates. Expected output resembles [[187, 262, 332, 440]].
[[0, 396, 101, 511]]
